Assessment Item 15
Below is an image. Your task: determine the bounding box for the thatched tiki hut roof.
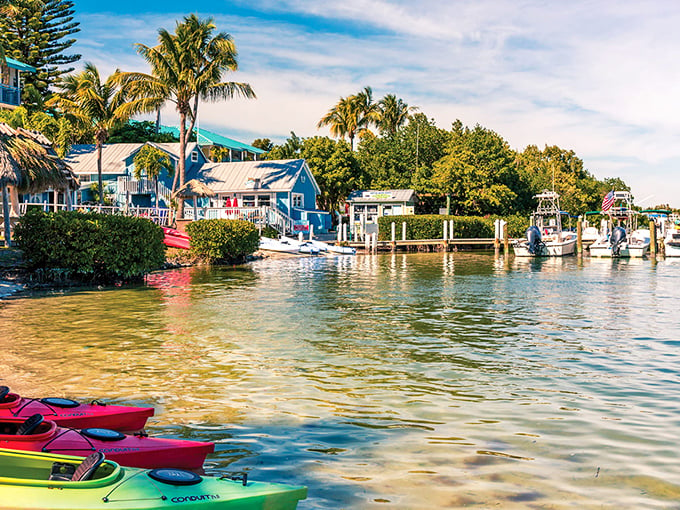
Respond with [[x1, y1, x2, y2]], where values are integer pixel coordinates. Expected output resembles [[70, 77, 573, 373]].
[[1, 122, 79, 246], [172, 179, 215, 199], [172, 179, 215, 222]]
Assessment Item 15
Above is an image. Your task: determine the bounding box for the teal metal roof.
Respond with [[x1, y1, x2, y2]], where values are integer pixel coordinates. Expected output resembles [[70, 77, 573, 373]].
[[4, 57, 36, 73], [159, 125, 265, 154]]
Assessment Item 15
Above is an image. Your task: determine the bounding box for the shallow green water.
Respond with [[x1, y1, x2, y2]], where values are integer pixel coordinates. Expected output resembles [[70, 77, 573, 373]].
[[2, 253, 680, 509]]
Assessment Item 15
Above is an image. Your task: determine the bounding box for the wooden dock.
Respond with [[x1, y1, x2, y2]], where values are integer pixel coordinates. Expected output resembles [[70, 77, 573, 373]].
[[348, 238, 501, 252]]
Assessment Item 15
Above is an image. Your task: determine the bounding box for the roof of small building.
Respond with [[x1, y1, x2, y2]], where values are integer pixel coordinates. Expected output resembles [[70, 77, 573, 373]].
[[347, 189, 417, 203], [4, 57, 36, 73], [188, 159, 320, 194], [64, 142, 202, 175], [159, 126, 265, 154]]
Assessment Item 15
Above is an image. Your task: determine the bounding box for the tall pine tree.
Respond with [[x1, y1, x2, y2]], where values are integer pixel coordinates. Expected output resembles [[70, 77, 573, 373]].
[[0, 0, 80, 107]]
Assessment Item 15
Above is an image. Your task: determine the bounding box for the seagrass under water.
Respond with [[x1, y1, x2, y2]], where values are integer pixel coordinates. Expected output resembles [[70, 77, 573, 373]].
[[1, 253, 679, 509]]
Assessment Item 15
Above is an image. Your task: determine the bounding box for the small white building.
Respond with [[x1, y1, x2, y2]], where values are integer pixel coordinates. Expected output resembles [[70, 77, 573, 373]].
[[347, 189, 417, 236]]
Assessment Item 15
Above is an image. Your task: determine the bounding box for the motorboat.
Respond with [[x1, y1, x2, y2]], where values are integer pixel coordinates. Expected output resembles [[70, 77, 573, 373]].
[[664, 215, 680, 257], [589, 191, 650, 258], [513, 191, 577, 257]]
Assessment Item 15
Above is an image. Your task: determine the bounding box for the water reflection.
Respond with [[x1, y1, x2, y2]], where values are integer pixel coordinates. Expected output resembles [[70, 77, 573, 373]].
[[1, 253, 679, 508]]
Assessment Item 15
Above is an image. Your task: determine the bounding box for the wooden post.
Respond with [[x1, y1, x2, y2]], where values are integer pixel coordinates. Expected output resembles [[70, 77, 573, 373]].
[[402, 221, 407, 241], [449, 219, 454, 240], [443, 220, 448, 241], [365, 232, 370, 252], [309, 224, 314, 240], [577, 215, 583, 254], [372, 232, 378, 253], [337, 218, 342, 242], [649, 219, 657, 256], [343, 223, 347, 242], [503, 221, 509, 254], [298, 232, 303, 242], [494, 219, 501, 250], [391, 222, 396, 252]]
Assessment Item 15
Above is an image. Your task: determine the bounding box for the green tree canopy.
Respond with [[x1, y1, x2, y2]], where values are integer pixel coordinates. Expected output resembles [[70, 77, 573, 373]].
[[0, 0, 80, 107], [300, 136, 365, 217], [108, 121, 179, 144], [431, 121, 522, 215]]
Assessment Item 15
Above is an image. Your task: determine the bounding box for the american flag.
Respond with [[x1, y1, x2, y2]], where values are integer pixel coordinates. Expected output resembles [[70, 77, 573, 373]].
[[601, 190, 615, 212]]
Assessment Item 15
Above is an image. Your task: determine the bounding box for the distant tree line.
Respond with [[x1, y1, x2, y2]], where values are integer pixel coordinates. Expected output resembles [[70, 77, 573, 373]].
[[263, 87, 633, 220]]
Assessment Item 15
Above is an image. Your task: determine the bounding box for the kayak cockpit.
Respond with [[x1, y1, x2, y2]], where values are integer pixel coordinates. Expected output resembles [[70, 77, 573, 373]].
[[0, 449, 122, 488]]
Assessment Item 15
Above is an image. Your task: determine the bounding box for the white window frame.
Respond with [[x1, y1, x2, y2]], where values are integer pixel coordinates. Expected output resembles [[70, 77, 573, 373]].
[[190, 151, 198, 162], [292, 193, 304, 208]]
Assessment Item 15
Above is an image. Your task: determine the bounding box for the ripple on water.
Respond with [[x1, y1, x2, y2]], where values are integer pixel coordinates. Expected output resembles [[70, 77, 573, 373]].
[[1, 253, 680, 508]]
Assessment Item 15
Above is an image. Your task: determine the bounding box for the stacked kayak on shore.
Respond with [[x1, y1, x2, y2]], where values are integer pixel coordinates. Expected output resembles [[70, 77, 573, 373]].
[[0, 386, 308, 509], [0, 449, 308, 510]]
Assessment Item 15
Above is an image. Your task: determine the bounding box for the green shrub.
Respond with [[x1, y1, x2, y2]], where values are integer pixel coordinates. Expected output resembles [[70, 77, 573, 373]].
[[260, 225, 279, 239], [377, 213, 529, 240], [185, 219, 259, 262], [14, 209, 165, 282]]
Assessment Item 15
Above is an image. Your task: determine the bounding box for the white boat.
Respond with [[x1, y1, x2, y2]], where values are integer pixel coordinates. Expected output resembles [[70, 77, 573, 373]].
[[513, 191, 577, 257], [664, 215, 680, 257], [309, 239, 356, 255], [276, 236, 320, 255], [589, 191, 650, 258], [259, 236, 319, 255]]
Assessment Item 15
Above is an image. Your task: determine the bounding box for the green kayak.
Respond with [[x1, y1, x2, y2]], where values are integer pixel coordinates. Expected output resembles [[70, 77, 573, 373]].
[[0, 449, 307, 509]]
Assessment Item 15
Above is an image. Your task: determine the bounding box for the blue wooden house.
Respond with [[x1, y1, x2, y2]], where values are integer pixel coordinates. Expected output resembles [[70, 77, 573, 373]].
[[0, 57, 36, 109], [188, 159, 331, 233]]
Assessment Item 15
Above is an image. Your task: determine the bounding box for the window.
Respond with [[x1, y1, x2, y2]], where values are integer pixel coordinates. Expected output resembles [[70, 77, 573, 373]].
[[243, 195, 256, 207], [292, 193, 303, 208], [190, 151, 198, 162], [257, 194, 271, 207]]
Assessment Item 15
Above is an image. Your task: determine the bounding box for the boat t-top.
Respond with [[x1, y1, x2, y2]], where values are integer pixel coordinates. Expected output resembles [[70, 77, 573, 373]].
[[589, 191, 650, 258], [513, 191, 577, 257]]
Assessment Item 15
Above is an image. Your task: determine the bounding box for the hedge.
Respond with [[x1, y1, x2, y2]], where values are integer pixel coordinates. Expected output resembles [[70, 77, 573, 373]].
[[185, 219, 259, 263], [14, 209, 166, 282], [377, 214, 529, 241]]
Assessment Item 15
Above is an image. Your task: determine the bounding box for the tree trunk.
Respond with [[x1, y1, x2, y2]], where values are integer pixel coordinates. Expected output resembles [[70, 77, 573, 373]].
[[2, 185, 12, 247], [155, 177, 159, 209], [97, 142, 104, 205], [177, 113, 187, 220]]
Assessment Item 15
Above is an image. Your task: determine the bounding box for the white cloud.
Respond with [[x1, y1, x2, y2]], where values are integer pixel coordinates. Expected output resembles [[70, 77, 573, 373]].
[[71, 1, 680, 205]]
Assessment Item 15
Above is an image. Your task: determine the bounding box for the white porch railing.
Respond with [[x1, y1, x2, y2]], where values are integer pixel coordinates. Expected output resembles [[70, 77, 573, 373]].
[[116, 177, 171, 202], [18, 203, 172, 226], [17, 203, 295, 232], [182, 205, 294, 233]]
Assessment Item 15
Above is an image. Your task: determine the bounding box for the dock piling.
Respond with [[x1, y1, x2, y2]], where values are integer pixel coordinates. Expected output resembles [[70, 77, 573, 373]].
[[577, 216, 583, 255], [650, 220, 657, 257]]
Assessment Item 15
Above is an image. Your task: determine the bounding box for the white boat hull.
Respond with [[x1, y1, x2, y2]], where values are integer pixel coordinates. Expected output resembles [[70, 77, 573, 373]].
[[589, 242, 650, 258], [665, 241, 680, 257], [513, 236, 577, 257]]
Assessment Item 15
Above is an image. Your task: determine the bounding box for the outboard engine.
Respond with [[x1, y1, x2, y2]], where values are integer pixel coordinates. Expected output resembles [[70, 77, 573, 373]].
[[610, 226, 626, 257], [526, 225, 543, 255]]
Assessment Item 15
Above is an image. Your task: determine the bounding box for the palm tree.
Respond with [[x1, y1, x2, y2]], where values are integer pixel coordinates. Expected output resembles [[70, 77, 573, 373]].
[[116, 14, 255, 215], [133, 145, 173, 208], [318, 86, 380, 150], [47, 63, 149, 205], [378, 94, 417, 136]]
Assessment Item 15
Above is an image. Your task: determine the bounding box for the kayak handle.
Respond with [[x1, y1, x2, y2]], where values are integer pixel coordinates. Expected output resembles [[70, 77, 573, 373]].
[[220, 472, 248, 486]]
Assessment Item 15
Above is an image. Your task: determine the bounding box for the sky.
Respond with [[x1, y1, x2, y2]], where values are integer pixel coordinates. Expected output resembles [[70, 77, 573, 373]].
[[70, 0, 680, 207]]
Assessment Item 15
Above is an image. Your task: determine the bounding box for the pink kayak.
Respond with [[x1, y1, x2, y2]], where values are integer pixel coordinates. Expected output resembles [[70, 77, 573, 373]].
[[0, 415, 214, 469], [162, 227, 191, 250], [0, 387, 154, 432]]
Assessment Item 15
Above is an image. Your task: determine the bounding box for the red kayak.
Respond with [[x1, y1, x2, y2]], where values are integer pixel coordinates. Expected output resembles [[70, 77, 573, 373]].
[[0, 415, 214, 469], [162, 227, 191, 250], [0, 387, 154, 432]]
